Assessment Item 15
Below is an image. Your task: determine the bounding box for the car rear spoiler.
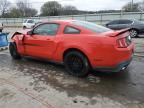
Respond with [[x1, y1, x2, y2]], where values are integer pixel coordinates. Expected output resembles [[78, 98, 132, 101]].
[[108, 28, 131, 37]]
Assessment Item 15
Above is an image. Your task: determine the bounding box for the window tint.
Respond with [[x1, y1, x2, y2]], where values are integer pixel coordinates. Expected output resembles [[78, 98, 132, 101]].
[[27, 20, 34, 23], [72, 21, 111, 33], [119, 20, 133, 24], [33, 23, 59, 36], [64, 26, 80, 34], [108, 20, 119, 25]]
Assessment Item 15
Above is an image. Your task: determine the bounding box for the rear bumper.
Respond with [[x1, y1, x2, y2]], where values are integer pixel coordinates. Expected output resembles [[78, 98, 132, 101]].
[[93, 57, 132, 72]]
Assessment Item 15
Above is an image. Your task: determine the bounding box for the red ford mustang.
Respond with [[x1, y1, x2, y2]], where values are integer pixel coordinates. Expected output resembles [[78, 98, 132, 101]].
[[9, 20, 134, 77]]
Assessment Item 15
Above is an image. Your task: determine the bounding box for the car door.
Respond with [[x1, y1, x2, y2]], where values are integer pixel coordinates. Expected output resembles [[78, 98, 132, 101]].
[[24, 23, 60, 59], [117, 20, 133, 29], [106, 20, 120, 30]]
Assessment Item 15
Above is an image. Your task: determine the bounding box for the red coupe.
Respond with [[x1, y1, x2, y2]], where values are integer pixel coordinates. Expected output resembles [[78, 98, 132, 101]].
[[9, 20, 134, 77]]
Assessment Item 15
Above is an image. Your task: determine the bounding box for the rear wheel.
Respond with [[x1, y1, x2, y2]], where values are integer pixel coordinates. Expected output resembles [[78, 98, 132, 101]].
[[64, 51, 90, 77], [9, 42, 21, 60], [129, 29, 138, 38]]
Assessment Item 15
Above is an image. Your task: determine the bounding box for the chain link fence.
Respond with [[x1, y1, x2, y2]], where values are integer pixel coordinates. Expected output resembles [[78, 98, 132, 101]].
[[1, 12, 144, 27]]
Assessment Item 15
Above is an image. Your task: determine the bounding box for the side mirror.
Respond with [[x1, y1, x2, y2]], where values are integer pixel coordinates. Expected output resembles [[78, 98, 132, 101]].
[[27, 30, 33, 35]]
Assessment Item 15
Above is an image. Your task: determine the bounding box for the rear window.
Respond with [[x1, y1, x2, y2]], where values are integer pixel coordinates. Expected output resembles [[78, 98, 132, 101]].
[[72, 21, 112, 33], [64, 26, 80, 34]]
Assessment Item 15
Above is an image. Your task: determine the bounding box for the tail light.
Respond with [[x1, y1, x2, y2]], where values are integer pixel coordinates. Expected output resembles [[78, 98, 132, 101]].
[[117, 35, 132, 48]]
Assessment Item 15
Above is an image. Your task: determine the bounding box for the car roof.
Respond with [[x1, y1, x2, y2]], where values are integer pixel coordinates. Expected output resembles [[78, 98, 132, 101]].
[[112, 19, 136, 21], [40, 20, 76, 24]]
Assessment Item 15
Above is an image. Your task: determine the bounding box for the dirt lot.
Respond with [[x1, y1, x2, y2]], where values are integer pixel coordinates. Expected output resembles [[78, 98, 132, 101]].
[[0, 28, 144, 108]]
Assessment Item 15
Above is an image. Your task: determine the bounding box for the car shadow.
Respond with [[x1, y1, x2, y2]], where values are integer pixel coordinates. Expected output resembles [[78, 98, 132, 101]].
[[23, 57, 130, 82]]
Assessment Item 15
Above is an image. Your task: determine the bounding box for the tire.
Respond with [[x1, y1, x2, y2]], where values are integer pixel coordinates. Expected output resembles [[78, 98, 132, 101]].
[[64, 51, 90, 77], [9, 42, 21, 60], [129, 29, 138, 38], [23, 26, 26, 29]]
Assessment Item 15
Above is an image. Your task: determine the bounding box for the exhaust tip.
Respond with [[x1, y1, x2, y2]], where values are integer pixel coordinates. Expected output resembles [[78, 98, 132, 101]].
[[121, 67, 126, 70]]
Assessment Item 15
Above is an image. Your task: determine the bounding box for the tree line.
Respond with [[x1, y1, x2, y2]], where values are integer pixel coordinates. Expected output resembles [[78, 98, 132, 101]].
[[0, 0, 144, 18], [0, 0, 85, 18], [122, 1, 144, 12], [0, 0, 38, 18]]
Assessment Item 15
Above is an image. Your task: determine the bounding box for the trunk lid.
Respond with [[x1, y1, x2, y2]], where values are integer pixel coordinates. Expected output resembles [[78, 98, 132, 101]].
[[102, 28, 130, 37]]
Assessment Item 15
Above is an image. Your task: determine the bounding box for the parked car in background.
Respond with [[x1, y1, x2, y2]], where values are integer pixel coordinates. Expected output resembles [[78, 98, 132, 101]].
[[10, 20, 134, 77], [22, 19, 41, 29], [105, 19, 144, 37], [0, 22, 3, 32]]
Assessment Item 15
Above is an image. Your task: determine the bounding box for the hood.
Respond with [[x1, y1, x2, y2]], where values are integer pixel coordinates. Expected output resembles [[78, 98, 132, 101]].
[[11, 29, 32, 39], [16, 29, 32, 35]]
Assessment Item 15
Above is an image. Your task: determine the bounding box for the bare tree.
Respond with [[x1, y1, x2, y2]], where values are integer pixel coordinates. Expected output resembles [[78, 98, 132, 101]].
[[12, 0, 37, 17], [16, 0, 29, 17], [0, 0, 11, 17], [138, 1, 144, 12], [122, 2, 139, 12], [62, 5, 78, 15]]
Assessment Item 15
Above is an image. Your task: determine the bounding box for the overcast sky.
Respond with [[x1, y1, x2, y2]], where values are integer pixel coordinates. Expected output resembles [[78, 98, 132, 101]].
[[9, 0, 142, 11]]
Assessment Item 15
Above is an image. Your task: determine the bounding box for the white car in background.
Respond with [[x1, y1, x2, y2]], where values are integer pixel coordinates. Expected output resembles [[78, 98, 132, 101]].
[[22, 19, 41, 29], [0, 22, 3, 32]]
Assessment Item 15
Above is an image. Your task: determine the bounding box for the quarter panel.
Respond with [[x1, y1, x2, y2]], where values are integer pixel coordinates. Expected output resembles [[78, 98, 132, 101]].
[[52, 34, 104, 64]]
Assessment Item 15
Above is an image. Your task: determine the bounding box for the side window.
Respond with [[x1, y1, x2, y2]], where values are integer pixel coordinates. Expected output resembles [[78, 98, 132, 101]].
[[127, 20, 133, 24], [33, 23, 59, 36], [119, 20, 132, 24], [64, 26, 80, 34], [108, 20, 119, 25], [27, 20, 34, 23]]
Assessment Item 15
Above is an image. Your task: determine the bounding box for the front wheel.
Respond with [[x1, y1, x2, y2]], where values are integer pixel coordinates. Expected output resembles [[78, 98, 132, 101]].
[[64, 51, 90, 77], [0, 29, 2, 32], [9, 42, 21, 60]]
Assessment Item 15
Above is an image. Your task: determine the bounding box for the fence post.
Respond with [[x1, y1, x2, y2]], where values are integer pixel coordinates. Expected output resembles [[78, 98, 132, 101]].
[[6, 18, 8, 27], [71, 15, 74, 20], [85, 14, 87, 21], [59, 16, 61, 20], [100, 14, 103, 25], [47, 16, 50, 21], [14, 18, 16, 27], [140, 12, 142, 21], [120, 12, 122, 19]]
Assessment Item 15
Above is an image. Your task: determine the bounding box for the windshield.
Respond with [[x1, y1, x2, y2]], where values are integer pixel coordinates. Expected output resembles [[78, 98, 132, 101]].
[[23, 20, 27, 23], [72, 20, 112, 33]]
